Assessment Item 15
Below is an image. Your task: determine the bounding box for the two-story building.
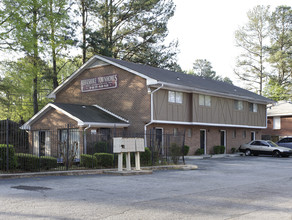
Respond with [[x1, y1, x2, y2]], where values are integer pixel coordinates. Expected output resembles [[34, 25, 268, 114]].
[[22, 55, 273, 156], [263, 101, 292, 141]]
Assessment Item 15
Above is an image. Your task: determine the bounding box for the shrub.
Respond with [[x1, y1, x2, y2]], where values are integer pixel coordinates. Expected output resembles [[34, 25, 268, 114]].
[[94, 142, 108, 153], [0, 145, 17, 170], [140, 147, 151, 166], [213, 145, 225, 154], [16, 153, 39, 171], [94, 153, 114, 168], [16, 153, 57, 171], [195, 148, 204, 155], [81, 154, 98, 168], [183, 145, 190, 156], [231, 148, 237, 154], [40, 156, 57, 170], [170, 143, 181, 164]]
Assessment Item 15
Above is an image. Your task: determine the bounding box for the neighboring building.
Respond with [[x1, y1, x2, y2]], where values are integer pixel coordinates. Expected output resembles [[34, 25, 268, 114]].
[[21, 55, 273, 156], [264, 101, 292, 141]]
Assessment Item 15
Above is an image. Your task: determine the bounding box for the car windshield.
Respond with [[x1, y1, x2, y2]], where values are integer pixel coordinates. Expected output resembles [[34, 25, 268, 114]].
[[267, 140, 278, 147]]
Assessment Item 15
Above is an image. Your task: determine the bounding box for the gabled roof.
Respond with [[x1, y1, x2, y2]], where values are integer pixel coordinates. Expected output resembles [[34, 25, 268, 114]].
[[267, 101, 292, 117], [48, 55, 273, 104], [21, 103, 129, 130]]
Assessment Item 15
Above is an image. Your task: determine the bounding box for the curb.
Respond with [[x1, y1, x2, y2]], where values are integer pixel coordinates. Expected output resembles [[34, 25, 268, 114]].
[[185, 153, 243, 160], [0, 164, 198, 179]]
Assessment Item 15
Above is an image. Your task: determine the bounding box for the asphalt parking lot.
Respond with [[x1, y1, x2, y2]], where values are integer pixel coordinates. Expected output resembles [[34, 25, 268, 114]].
[[1, 156, 292, 219]]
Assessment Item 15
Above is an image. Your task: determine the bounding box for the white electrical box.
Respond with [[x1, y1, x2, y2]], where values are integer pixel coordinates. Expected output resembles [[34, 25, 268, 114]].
[[113, 138, 145, 153]]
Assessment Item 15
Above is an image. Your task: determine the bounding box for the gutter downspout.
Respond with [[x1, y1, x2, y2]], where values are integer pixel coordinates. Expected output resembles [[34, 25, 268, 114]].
[[144, 84, 164, 147], [83, 125, 91, 154]]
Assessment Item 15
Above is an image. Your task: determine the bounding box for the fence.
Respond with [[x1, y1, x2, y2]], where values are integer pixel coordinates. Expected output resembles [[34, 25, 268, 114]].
[[0, 120, 186, 173]]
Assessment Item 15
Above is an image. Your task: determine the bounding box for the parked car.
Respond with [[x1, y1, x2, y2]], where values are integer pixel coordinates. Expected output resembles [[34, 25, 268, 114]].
[[239, 140, 292, 157], [277, 137, 292, 149]]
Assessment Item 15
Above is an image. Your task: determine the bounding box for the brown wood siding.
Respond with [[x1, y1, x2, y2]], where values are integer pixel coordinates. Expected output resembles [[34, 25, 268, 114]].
[[153, 89, 191, 122], [193, 95, 266, 127], [153, 91, 266, 127]]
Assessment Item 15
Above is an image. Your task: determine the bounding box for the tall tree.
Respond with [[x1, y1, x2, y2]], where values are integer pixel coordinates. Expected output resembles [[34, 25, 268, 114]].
[[190, 59, 233, 84], [234, 5, 270, 95], [75, 0, 98, 64], [0, 57, 51, 121], [0, 0, 49, 114], [267, 6, 291, 87], [86, 0, 179, 70], [44, 0, 75, 89]]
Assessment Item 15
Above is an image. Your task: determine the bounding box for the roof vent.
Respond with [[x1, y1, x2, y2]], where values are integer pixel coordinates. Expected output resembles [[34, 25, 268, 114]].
[[82, 106, 86, 108], [177, 77, 180, 80]]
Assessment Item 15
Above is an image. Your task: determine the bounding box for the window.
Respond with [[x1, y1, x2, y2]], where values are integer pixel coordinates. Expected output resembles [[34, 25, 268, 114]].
[[58, 129, 80, 161], [33, 131, 50, 156], [234, 100, 243, 110], [249, 103, 258, 112], [168, 91, 183, 104], [199, 95, 211, 106], [243, 130, 246, 139], [173, 128, 178, 136], [187, 128, 192, 138], [232, 130, 236, 139], [273, 117, 281, 130]]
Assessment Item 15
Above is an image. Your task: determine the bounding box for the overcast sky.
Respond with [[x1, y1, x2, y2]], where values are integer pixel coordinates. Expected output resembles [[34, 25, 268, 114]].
[[166, 0, 291, 85]]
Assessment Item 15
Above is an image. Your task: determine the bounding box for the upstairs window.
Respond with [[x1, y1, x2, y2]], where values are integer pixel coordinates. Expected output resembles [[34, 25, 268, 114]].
[[168, 91, 183, 104], [249, 103, 258, 112], [199, 95, 211, 107], [234, 100, 243, 110]]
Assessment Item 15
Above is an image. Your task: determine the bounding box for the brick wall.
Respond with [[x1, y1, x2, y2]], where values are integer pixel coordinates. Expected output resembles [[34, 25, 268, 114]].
[[148, 124, 261, 155], [265, 116, 292, 137], [54, 65, 151, 134]]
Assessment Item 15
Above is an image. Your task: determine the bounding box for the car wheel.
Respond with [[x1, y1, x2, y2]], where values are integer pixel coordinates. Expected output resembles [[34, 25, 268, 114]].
[[245, 149, 251, 156], [273, 150, 280, 157]]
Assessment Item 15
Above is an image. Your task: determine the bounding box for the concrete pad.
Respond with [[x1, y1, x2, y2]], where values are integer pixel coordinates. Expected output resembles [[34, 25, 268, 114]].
[[103, 170, 153, 176]]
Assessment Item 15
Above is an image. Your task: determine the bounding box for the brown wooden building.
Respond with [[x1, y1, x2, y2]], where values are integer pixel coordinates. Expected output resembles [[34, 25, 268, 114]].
[[22, 55, 273, 156]]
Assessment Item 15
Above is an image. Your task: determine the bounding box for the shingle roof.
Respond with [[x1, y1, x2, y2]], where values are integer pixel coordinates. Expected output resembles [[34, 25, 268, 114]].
[[21, 103, 129, 130], [267, 101, 292, 116], [99, 55, 273, 103], [53, 103, 128, 124]]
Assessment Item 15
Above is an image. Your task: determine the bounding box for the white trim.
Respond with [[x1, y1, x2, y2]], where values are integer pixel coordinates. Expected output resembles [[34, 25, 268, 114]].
[[151, 120, 267, 129], [92, 104, 129, 123], [80, 122, 129, 128], [268, 113, 292, 117]]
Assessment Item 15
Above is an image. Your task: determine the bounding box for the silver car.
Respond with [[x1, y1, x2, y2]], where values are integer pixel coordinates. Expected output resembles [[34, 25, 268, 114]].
[[239, 140, 292, 157]]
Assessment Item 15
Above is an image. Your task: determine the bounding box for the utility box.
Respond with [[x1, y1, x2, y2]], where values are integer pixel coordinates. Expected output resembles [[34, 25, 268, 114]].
[[113, 138, 145, 153], [113, 137, 145, 172]]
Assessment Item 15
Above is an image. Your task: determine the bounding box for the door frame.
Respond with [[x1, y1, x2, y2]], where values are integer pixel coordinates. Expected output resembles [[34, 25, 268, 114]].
[[200, 129, 207, 155], [220, 130, 226, 154]]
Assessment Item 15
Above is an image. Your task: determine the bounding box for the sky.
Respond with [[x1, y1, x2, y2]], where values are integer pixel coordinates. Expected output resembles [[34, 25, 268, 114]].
[[166, 0, 291, 85]]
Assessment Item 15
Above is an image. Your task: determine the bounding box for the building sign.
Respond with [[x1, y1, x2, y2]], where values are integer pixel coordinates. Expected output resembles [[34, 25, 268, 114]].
[[81, 74, 118, 92]]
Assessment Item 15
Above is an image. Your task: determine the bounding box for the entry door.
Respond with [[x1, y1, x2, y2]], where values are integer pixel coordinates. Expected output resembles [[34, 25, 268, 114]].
[[220, 130, 226, 153], [251, 131, 255, 141], [155, 128, 163, 154], [200, 130, 206, 154]]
